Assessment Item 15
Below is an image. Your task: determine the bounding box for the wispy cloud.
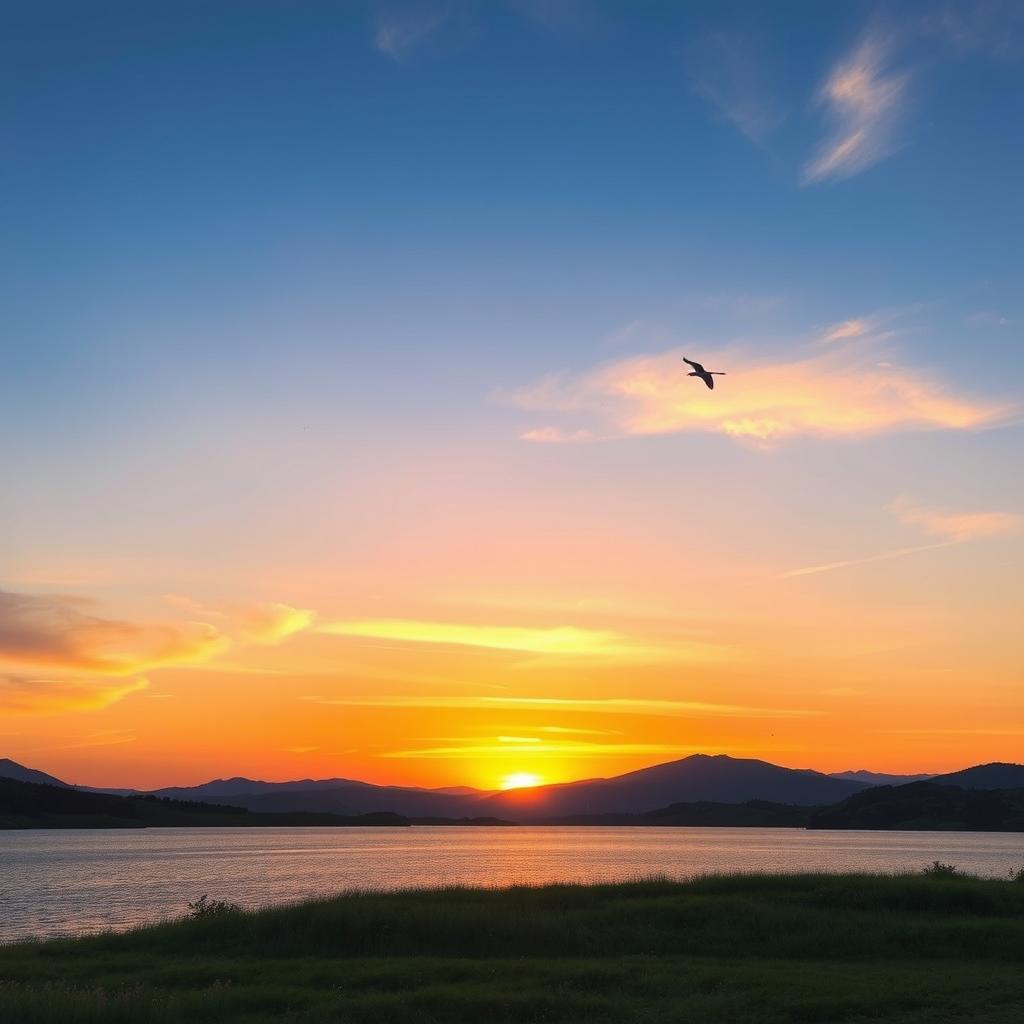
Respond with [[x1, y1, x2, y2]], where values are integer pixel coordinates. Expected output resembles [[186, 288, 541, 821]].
[[538, 725, 621, 736], [891, 496, 1022, 543], [0, 589, 227, 676], [381, 741, 718, 759], [779, 498, 1021, 579], [819, 318, 873, 344], [0, 674, 148, 715], [803, 31, 910, 184], [920, 1, 1024, 61], [374, 5, 449, 62], [304, 694, 818, 719], [164, 596, 314, 644], [315, 614, 696, 663], [511, 343, 1008, 446], [687, 31, 785, 144]]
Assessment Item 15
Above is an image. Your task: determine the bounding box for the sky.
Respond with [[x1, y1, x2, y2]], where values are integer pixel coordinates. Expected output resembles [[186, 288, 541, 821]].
[[2, 0, 1022, 791]]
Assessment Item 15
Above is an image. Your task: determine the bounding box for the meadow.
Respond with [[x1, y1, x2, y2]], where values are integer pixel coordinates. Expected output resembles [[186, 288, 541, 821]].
[[3, 871, 1024, 1023]]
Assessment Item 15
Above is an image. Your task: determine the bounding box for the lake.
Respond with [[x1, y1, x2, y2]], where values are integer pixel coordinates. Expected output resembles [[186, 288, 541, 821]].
[[2, 826, 1022, 942]]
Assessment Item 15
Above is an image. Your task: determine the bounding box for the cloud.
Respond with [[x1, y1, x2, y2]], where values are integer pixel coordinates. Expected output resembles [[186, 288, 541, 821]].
[[0, 589, 227, 676], [520, 427, 598, 444], [381, 741, 720, 759], [891, 497, 1022, 543], [236, 603, 314, 643], [819, 318, 872, 343], [538, 725, 621, 736], [305, 694, 818, 719], [779, 498, 1021, 579], [687, 31, 785, 143], [374, 5, 449, 61], [511, 345, 1007, 446], [321, 619, 635, 657], [318, 618, 725, 663], [921, 1, 1024, 60], [0, 675, 148, 715], [803, 32, 910, 184], [165, 596, 314, 644]]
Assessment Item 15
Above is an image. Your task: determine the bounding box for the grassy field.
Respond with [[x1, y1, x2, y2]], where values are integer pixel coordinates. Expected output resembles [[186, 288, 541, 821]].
[[3, 872, 1024, 1023]]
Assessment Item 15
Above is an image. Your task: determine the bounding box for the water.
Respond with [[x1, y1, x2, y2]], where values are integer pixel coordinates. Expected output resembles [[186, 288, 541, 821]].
[[2, 826, 1021, 942]]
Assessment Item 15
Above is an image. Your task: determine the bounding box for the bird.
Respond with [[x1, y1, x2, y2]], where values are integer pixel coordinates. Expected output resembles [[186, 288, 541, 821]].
[[683, 357, 727, 390]]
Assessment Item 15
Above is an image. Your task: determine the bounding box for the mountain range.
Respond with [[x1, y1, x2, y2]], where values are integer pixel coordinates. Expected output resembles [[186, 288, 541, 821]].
[[4, 754, 1021, 821]]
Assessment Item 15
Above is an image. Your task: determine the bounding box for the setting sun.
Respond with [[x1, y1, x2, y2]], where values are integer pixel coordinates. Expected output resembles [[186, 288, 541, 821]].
[[500, 772, 542, 791]]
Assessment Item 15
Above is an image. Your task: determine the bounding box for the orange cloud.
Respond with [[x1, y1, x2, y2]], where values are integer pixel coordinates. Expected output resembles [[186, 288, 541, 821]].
[[317, 618, 725, 663], [0, 589, 227, 676], [306, 694, 818, 719], [512, 345, 1006, 445], [163, 596, 314, 643], [0, 674, 148, 714]]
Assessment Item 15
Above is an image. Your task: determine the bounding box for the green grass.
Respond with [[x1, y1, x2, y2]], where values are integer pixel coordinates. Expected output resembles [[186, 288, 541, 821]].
[[4, 873, 1024, 1022]]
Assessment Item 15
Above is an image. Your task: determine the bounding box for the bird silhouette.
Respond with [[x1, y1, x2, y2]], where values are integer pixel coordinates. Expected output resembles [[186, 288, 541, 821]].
[[683, 357, 727, 390]]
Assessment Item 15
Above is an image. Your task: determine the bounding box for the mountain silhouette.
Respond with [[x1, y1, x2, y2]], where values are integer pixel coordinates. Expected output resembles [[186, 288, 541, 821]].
[[6, 754, 1024, 821], [477, 755, 870, 820], [930, 762, 1024, 790], [829, 769, 934, 786], [0, 758, 71, 789]]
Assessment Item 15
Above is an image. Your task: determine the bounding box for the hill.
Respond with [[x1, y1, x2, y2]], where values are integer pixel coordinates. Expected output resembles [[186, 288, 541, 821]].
[[830, 769, 934, 786], [0, 758, 71, 788], [932, 763, 1024, 790], [808, 781, 1024, 831], [477, 754, 869, 820], [0, 777, 408, 829]]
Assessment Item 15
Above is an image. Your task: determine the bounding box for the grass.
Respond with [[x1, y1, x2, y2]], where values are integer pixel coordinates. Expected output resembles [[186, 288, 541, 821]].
[[3, 872, 1024, 1022]]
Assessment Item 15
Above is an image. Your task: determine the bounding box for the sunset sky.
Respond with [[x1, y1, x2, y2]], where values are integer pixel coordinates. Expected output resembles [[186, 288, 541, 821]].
[[3, 1, 1022, 790]]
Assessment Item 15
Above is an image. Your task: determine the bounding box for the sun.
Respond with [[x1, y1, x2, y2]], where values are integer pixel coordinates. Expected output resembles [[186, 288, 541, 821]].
[[500, 772, 541, 790]]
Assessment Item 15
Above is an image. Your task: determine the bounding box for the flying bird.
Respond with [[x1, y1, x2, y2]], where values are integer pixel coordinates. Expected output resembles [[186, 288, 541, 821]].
[[683, 357, 727, 390]]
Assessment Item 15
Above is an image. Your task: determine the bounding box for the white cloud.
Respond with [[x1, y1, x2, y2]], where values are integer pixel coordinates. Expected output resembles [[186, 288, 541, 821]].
[[687, 31, 785, 143], [804, 32, 910, 184], [779, 498, 1021, 579], [374, 6, 448, 62]]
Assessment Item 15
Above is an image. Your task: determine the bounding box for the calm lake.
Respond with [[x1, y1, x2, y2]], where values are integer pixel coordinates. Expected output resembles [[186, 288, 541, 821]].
[[2, 826, 1022, 942]]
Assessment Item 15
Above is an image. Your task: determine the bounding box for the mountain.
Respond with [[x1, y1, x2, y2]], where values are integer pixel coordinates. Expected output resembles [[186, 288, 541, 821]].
[[808, 781, 1024, 832], [830, 770, 934, 786], [0, 776, 409, 829], [476, 755, 871, 820], [931, 763, 1024, 790], [0, 758, 71, 788]]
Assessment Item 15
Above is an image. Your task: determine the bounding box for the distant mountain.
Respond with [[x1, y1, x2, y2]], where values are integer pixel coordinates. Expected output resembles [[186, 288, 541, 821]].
[[476, 755, 870, 820], [0, 776, 409, 829], [220, 785, 478, 818], [809, 781, 1024, 832], [931, 763, 1024, 790], [830, 770, 935, 786], [11, 755, 1024, 823], [0, 758, 71, 788]]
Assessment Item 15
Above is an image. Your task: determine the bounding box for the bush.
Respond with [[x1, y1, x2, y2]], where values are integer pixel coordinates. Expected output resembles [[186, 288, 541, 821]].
[[1009, 866, 1024, 883], [187, 894, 241, 918], [922, 861, 961, 878]]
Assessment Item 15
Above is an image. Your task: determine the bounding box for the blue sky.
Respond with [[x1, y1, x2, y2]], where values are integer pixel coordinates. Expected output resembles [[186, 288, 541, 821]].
[[2, 1, 1023, 785]]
